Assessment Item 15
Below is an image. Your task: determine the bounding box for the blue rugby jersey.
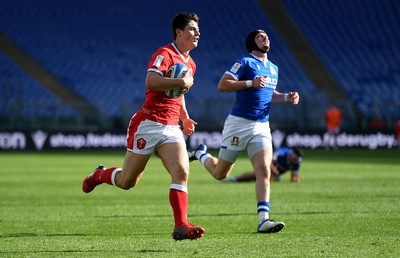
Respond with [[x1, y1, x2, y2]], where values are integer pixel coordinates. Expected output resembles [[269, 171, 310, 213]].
[[225, 53, 279, 122], [274, 147, 300, 173]]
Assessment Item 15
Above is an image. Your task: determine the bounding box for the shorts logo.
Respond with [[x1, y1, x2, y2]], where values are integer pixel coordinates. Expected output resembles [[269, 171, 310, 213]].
[[137, 138, 147, 150], [231, 136, 240, 146]]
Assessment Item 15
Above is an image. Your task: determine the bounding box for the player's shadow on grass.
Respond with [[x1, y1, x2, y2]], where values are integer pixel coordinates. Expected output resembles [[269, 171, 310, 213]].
[[93, 210, 331, 219], [0, 233, 92, 238], [93, 213, 255, 219]]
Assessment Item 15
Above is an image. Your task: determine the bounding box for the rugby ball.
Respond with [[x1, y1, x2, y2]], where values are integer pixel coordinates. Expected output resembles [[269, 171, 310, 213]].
[[165, 63, 188, 98]]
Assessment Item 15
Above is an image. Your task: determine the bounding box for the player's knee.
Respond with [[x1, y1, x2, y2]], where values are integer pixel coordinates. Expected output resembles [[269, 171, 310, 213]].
[[117, 179, 137, 190], [255, 167, 271, 179], [214, 170, 229, 180], [173, 167, 189, 182], [215, 175, 228, 181]]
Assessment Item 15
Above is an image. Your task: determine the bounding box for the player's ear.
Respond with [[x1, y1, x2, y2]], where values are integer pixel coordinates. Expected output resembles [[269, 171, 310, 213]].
[[175, 28, 183, 38]]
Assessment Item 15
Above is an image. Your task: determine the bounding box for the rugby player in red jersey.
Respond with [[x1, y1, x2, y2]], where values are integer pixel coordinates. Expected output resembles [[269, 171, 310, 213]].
[[82, 12, 204, 241]]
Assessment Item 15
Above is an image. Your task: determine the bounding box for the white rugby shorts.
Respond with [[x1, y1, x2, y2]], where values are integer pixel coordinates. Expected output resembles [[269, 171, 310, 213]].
[[219, 115, 272, 162], [127, 118, 185, 155]]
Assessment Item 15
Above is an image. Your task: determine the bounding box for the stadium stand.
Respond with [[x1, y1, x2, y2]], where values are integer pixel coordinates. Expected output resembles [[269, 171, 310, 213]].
[[0, 50, 79, 129], [0, 0, 398, 130], [282, 0, 400, 125]]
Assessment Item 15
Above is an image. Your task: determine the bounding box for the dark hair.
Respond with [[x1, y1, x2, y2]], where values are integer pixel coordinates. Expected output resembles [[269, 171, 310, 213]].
[[172, 12, 199, 40], [245, 29, 266, 53], [292, 147, 303, 158]]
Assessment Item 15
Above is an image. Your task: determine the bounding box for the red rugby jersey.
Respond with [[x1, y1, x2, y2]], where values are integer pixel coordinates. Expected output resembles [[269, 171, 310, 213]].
[[137, 42, 196, 125]]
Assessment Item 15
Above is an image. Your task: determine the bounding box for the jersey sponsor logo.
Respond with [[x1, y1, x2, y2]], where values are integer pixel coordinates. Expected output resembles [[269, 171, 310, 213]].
[[230, 136, 240, 146], [153, 55, 164, 67], [254, 75, 277, 89], [266, 77, 278, 88], [230, 62, 241, 74], [136, 138, 147, 150], [266, 77, 277, 84]]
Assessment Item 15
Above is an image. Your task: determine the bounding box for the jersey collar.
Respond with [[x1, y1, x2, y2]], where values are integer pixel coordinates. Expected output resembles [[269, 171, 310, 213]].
[[172, 42, 190, 63], [250, 53, 268, 65]]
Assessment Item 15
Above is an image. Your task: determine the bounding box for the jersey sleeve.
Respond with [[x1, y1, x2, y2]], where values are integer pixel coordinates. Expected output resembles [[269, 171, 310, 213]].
[[224, 58, 245, 81], [147, 48, 174, 76]]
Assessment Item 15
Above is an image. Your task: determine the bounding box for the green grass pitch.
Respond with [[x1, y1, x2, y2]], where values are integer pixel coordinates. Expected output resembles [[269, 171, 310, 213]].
[[0, 148, 399, 257]]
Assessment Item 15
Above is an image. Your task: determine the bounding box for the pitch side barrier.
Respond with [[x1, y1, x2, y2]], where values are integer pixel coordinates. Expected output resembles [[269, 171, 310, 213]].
[[0, 130, 397, 151]]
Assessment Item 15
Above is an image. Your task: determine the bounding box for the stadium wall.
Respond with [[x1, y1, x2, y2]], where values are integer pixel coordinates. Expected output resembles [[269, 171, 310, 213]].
[[0, 129, 396, 151]]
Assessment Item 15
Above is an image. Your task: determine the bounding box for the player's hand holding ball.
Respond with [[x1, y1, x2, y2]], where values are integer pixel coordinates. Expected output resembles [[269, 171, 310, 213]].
[[181, 70, 194, 93], [165, 63, 192, 98]]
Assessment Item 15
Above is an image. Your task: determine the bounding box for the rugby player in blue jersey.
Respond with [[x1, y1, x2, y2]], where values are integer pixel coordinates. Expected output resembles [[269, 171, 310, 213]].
[[189, 29, 299, 233], [222, 147, 303, 183]]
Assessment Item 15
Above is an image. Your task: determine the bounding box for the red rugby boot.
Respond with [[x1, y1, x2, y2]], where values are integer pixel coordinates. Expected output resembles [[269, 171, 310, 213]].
[[82, 165, 106, 193], [172, 223, 205, 241]]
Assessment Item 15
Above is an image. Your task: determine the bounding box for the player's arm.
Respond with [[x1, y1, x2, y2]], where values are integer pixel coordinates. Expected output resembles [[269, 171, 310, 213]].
[[217, 74, 248, 92], [270, 160, 280, 175], [291, 169, 300, 174], [291, 162, 301, 174], [218, 74, 272, 92], [146, 71, 193, 91], [272, 90, 300, 104], [180, 95, 197, 135]]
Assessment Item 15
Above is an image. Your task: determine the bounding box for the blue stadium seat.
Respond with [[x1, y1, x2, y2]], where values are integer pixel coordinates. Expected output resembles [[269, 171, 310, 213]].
[[0, 51, 77, 118], [283, 0, 400, 120], [5, 0, 398, 128], [0, 0, 322, 125]]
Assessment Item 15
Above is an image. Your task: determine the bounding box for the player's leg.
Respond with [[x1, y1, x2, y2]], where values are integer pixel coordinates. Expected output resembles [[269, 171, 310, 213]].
[[82, 151, 151, 193], [82, 116, 152, 193], [157, 142, 205, 240], [158, 142, 190, 228], [222, 171, 256, 183], [324, 130, 333, 150], [190, 115, 245, 180], [250, 148, 285, 233], [115, 151, 151, 189], [248, 120, 285, 233], [247, 122, 273, 203], [206, 155, 235, 180], [189, 143, 236, 180], [236, 171, 257, 181], [114, 117, 153, 189], [290, 167, 301, 183], [251, 148, 272, 203], [333, 128, 339, 150]]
